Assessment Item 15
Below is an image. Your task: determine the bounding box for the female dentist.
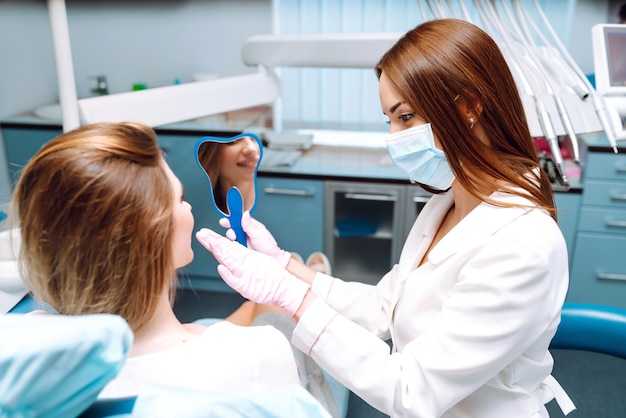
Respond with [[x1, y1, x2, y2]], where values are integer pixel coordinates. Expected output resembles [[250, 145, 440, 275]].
[[197, 18, 574, 417]]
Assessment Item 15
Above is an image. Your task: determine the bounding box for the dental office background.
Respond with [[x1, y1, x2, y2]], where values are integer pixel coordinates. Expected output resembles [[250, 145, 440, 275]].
[[0, 0, 624, 213]]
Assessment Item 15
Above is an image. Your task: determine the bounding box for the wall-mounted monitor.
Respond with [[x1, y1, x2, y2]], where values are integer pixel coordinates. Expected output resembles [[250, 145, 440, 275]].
[[592, 24, 626, 96]]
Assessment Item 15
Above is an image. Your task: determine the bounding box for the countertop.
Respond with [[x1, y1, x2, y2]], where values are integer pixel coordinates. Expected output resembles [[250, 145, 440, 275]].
[[1, 111, 607, 193]]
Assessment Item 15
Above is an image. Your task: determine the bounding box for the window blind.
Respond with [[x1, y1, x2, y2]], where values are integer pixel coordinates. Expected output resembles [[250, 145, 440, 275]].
[[272, 0, 571, 131]]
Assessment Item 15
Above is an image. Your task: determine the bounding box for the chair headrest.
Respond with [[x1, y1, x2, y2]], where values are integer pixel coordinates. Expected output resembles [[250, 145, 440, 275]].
[[0, 313, 132, 418]]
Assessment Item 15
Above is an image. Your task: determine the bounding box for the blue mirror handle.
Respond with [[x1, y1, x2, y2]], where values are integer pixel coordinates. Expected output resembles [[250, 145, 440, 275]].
[[226, 187, 247, 247]]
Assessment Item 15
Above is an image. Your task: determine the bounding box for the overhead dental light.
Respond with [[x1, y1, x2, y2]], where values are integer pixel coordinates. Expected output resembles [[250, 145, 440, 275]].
[[76, 70, 280, 128]]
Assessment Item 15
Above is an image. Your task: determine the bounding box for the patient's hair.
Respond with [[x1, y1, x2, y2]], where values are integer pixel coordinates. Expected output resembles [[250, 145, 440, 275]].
[[13, 122, 174, 331]]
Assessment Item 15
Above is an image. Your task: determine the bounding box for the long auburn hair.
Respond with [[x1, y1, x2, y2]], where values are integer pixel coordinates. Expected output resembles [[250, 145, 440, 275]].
[[376, 18, 556, 221], [12, 122, 175, 331]]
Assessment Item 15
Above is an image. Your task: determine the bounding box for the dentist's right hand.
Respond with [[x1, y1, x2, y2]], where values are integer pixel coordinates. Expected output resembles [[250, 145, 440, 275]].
[[196, 228, 309, 317], [219, 211, 292, 268]]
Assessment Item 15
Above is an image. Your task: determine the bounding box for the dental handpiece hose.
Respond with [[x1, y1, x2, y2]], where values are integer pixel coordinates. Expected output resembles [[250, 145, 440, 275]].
[[538, 107, 568, 186], [554, 95, 580, 163]]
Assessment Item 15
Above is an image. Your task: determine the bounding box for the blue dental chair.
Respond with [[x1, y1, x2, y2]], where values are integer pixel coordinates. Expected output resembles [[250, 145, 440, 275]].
[[547, 303, 626, 417], [78, 397, 136, 418], [0, 313, 132, 418], [549, 303, 626, 358], [1, 313, 335, 418]]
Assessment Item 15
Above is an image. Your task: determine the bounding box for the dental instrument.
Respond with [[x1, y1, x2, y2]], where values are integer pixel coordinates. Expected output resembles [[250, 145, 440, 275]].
[[530, 0, 619, 153]]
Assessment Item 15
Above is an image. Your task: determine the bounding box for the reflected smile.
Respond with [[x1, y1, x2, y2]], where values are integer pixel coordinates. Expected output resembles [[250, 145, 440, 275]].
[[237, 159, 259, 169]]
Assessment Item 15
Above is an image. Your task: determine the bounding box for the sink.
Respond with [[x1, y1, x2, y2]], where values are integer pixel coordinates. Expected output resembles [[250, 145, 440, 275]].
[[34, 103, 62, 121]]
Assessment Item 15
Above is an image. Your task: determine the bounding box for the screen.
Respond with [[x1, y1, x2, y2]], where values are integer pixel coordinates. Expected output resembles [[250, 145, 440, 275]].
[[593, 24, 626, 95], [606, 30, 626, 87]]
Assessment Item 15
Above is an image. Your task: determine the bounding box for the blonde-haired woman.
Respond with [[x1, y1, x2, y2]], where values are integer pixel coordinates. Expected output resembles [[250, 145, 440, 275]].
[[11, 122, 300, 398]]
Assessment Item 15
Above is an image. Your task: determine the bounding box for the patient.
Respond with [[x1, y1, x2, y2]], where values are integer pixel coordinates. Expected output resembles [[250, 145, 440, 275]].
[[11, 122, 301, 398]]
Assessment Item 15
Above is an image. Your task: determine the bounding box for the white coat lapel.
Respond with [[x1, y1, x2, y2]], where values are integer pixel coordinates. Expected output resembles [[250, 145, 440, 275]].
[[427, 192, 536, 265], [398, 191, 454, 278]]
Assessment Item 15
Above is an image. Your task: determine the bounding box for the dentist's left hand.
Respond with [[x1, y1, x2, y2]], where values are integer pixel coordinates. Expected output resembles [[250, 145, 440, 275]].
[[196, 228, 310, 317]]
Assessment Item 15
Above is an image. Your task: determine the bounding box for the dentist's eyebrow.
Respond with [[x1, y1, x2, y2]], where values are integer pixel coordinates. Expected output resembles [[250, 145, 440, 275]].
[[388, 101, 403, 115]]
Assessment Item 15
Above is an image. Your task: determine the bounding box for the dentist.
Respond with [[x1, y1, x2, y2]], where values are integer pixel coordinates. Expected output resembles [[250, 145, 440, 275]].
[[197, 18, 574, 417]]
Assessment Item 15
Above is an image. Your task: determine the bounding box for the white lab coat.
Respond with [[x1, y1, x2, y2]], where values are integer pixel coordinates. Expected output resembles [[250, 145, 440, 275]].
[[292, 189, 572, 418]]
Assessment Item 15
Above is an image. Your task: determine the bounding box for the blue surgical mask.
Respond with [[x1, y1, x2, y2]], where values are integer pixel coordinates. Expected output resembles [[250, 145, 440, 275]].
[[385, 123, 454, 191]]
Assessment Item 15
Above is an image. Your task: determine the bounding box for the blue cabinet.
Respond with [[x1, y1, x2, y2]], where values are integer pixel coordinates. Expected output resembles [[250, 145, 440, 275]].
[[2, 126, 62, 187], [554, 191, 582, 264], [568, 152, 626, 308], [255, 176, 324, 261]]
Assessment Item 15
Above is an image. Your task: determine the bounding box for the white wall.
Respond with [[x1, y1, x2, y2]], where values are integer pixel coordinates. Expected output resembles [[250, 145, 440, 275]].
[[64, 0, 272, 98], [570, 0, 611, 75], [0, 0, 273, 117]]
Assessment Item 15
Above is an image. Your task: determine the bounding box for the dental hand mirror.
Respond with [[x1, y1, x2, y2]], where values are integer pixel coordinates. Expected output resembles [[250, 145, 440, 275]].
[[195, 133, 263, 247]]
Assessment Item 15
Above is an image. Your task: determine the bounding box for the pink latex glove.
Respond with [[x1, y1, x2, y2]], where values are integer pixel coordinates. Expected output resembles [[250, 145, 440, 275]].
[[218, 211, 292, 268], [196, 228, 309, 316]]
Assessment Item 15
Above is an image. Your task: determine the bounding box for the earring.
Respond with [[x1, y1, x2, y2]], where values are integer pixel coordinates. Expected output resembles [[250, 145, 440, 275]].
[[468, 116, 476, 129]]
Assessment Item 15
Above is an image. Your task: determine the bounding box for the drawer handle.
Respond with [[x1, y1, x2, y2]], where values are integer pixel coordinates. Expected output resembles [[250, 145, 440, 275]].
[[345, 193, 397, 202], [597, 272, 626, 281], [610, 192, 626, 201], [616, 165, 626, 174], [605, 219, 626, 228], [263, 187, 315, 197]]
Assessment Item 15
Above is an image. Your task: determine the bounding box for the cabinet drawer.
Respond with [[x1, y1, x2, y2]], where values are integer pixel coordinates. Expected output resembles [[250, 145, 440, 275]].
[[582, 180, 626, 208], [255, 177, 324, 258], [569, 233, 626, 309], [578, 207, 626, 235], [584, 153, 626, 181]]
